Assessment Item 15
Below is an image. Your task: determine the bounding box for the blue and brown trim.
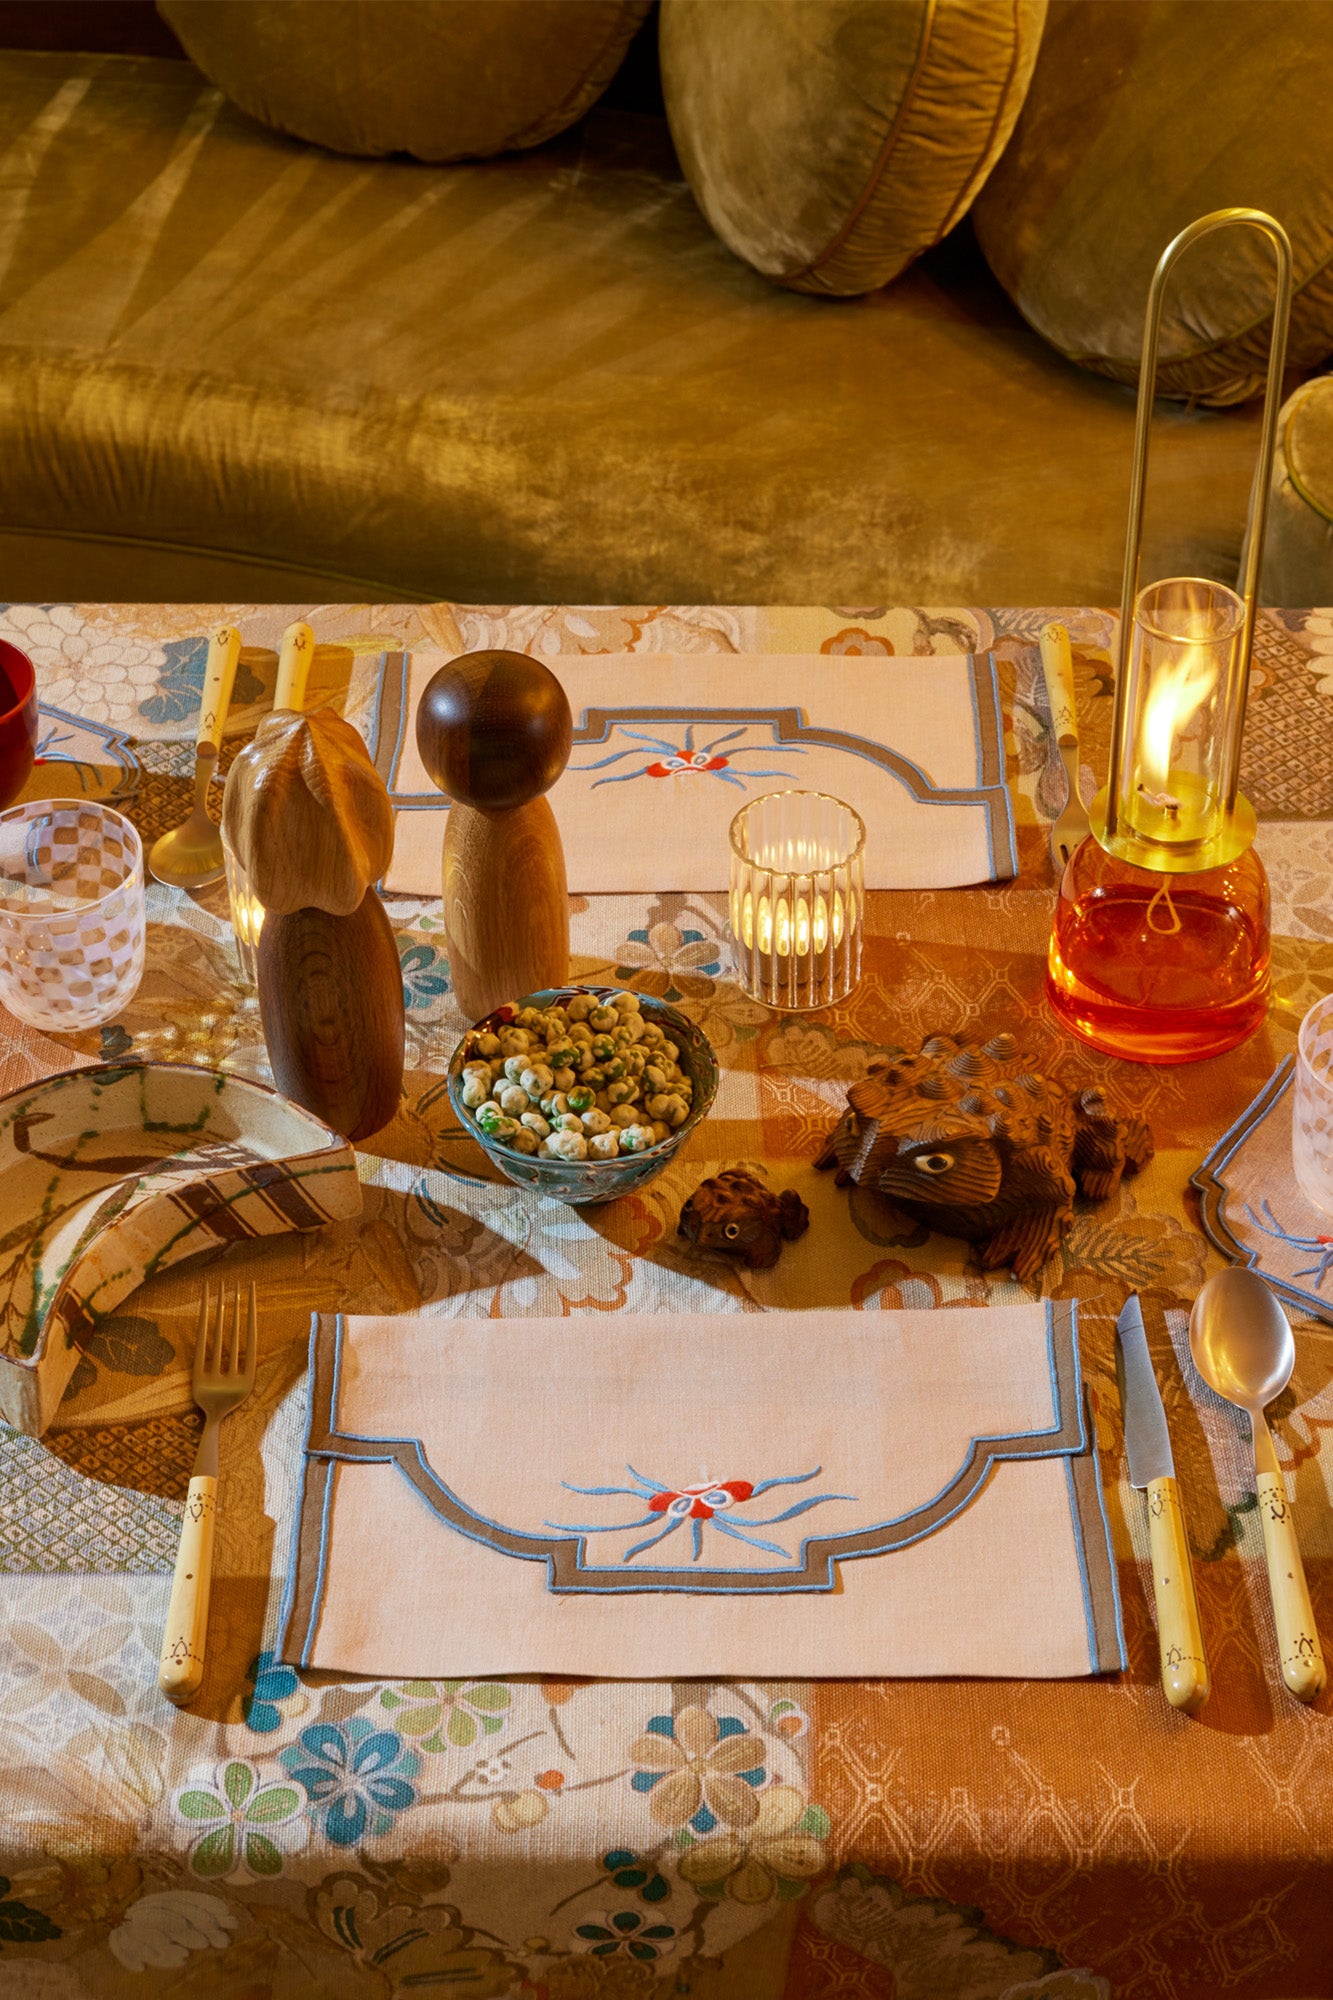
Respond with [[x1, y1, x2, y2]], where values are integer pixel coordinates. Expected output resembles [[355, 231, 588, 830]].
[[279, 1300, 1123, 1670], [367, 649, 1018, 881], [1191, 1055, 1333, 1328]]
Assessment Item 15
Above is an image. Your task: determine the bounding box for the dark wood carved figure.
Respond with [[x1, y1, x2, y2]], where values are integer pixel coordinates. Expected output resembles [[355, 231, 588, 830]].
[[815, 1032, 1153, 1284], [224, 709, 404, 1144], [679, 1169, 810, 1270]]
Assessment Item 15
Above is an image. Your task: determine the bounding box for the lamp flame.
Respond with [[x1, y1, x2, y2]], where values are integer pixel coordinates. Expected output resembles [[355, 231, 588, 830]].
[[1139, 645, 1217, 796]]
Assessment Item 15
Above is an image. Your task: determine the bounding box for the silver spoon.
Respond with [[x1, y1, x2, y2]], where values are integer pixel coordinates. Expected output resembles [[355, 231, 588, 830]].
[[1189, 1267, 1326, 1702]]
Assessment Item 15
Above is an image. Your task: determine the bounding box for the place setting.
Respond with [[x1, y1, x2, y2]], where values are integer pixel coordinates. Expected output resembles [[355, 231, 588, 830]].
[[0, 203, 1330, 2000]]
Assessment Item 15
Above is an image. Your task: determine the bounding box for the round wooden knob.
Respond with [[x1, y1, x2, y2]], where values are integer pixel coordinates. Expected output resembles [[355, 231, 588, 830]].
[[415, 650, 572, 812]]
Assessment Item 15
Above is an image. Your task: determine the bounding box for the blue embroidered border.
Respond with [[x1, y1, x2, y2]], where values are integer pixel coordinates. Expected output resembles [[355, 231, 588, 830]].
[[1191, 1055, 1333, 1328], [365, 650, 1018, 880], [279, 1300, 1124, 1669]]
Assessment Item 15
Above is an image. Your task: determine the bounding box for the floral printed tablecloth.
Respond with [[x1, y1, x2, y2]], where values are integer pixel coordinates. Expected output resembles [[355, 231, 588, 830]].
[[0, 600, 1330, 2000]]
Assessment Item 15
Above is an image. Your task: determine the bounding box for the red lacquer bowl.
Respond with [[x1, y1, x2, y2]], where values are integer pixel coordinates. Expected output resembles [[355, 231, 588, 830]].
[[0, 641, 38, 811]]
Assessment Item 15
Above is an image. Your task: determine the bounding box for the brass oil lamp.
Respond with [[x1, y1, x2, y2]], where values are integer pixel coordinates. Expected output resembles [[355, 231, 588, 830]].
[[1047, 209, 1292, 1064]]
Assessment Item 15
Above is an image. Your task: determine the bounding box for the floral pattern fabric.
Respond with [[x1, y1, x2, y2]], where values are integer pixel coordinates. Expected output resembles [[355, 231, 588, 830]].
[[0, 601, 1329, 1999]]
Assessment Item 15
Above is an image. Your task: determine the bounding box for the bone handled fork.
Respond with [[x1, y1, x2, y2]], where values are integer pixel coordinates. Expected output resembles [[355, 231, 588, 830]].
[[159, 1285, 257, 1706]]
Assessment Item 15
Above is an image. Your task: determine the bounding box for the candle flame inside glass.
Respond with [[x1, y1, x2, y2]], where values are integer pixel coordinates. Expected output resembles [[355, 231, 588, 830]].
[[1139, 644, 1217, 800], [738, 888, 847, 956]]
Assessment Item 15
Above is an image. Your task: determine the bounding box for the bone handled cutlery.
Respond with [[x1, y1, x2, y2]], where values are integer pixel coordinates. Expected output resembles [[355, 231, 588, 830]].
[[1190, 1266, 1326, 1703], [159, 1284, 257, 1706], [1116, 1295, 1209, 1711], [148, 623, 243, 889], [1039, 620, 1090, 871], [274, 618, 315, 713]]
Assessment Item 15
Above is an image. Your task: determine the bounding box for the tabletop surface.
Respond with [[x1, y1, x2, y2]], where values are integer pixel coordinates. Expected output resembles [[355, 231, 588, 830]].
[[0, 601, 1330, 2000]]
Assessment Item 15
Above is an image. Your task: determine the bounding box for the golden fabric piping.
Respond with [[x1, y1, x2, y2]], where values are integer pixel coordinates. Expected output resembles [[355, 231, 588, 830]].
[[778, 0, 939, 290], [931, 0, 1026, 247]]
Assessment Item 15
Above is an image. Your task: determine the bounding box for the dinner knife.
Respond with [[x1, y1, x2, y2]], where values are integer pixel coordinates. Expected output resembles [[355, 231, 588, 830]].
[[1039, 621, 1090, 871], [1117, 1294, 1210, 1712]]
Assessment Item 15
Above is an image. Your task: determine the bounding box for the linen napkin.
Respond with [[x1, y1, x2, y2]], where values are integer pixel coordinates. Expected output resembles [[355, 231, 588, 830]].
[[1193, 1055, 1333, 1327], [367, 651, 1017, 895], [278, 1302, 1123, 1680]]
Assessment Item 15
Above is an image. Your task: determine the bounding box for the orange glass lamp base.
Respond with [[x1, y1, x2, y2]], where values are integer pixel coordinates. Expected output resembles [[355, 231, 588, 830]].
[[1047, 836, 1270, 1063]]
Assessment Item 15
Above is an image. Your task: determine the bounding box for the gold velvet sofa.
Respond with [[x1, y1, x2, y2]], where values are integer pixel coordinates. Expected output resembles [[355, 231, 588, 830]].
[[0, 0, 1329, 606]]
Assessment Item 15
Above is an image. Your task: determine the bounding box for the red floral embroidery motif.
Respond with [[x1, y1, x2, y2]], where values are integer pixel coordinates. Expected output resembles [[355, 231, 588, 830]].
[[647, 1480, 755, 1521]]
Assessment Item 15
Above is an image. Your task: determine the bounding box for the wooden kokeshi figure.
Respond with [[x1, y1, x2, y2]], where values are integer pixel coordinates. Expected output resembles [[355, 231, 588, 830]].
[[222, 709, 403, 1142], [415, 650, 573, 1021]]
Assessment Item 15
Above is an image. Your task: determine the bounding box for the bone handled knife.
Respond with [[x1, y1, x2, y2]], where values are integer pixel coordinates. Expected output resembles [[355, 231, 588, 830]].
[[1117, 1294, 1210, 1712], [1039, 621, 1090, 869]]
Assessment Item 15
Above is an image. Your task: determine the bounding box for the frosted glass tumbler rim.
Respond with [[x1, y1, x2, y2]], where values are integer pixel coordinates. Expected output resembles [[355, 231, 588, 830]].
[[0, 798, 146, 1031], [0, 796, 143, 914]]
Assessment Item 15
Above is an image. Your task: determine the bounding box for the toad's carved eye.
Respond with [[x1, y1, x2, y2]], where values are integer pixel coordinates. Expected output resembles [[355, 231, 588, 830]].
[[913, 1152, 955, 1175], [723, 1222, 741, 1239]]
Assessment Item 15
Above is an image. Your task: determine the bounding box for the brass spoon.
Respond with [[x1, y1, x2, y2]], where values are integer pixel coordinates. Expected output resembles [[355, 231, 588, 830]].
[[1189, 1267, 1326, 1701], [149, 626, 242, 889]]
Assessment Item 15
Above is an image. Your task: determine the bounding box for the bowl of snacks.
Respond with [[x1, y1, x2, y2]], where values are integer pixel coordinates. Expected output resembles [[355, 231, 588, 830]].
[[447, 985, 718, 1204]]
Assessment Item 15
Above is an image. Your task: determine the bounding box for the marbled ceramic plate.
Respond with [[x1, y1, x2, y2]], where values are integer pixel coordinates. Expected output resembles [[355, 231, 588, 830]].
[[0, 1060, 361, 1435]]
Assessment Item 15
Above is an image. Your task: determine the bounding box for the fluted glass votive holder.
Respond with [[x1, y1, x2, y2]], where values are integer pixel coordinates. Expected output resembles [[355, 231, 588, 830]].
[[1294, 993, 1333, 1217], [0, 799, 145, 1030], [729, 790, 864, 1011]]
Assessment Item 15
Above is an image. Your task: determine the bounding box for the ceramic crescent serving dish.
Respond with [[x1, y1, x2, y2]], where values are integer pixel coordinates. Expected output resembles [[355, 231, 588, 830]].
[[0, 1060, 361, 1436]]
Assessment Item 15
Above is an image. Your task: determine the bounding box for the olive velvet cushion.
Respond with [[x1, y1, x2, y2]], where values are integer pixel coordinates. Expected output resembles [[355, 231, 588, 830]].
[[659, 0, 1047, 297], [158, 0, 652, 161], [973, 0, 1333, 407], [0, 50, 1273, 605]]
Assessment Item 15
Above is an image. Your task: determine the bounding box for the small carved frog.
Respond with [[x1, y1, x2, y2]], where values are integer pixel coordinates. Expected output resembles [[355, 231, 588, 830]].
[[815, 1031, 1154, 1284], [678, 1170, 810, 1270]]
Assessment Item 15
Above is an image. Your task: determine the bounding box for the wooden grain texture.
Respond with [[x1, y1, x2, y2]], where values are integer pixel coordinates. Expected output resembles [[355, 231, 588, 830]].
[[416, 649, 573, 1018], [442, 795, 569, 1020], [223, 708, 394, 915], [257, 892, 405, 1143], [415, 649, 572, 810]]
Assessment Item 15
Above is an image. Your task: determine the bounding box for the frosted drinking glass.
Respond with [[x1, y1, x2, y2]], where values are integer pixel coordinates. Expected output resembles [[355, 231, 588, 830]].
[[1293, 994, 1333, 1217], [0, 800, 146, 1031], [222, 824, 263, 989]]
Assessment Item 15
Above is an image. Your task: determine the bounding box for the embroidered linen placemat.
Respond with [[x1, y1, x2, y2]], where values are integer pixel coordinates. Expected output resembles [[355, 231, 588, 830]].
[[1192, 1056, 1333, 1326], [364, 651, 1017, 895], [278, 1302, 1123, 1680]]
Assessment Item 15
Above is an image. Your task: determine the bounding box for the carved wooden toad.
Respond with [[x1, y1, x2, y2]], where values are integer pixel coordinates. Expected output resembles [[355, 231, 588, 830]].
[[678, 1170, 810, 1270], [815, 1032, 1153, 1283]]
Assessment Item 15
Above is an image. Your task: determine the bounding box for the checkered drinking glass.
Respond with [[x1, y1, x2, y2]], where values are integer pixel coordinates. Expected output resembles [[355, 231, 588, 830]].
[[1294, 994, 1333, 1217], [0, 800, 146, 1030]]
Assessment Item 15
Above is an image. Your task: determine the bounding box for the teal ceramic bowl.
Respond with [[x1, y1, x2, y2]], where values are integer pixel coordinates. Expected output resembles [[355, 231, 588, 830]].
[[447, 985, 718, 1204]]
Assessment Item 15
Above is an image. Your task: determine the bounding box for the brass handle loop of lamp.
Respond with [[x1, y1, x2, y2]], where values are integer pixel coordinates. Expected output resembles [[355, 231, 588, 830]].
[[1103, 207, 1293, 854]]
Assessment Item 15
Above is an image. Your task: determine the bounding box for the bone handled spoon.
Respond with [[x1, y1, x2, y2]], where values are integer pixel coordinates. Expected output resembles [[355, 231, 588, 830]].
[[148, 624, 242, 889], [1190, 1266, 1326, 1702], [273, 618, 315, 714]]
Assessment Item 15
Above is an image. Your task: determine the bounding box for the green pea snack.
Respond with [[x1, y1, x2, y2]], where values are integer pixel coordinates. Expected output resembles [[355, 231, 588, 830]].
[[457, 991, 693, 1164]]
